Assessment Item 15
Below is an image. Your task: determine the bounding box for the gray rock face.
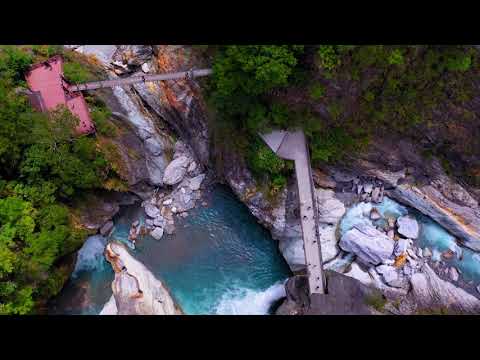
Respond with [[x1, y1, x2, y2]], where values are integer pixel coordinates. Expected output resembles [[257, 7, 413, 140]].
[[150, 227, 164, 240], [163, 156, 191, 185], [409, 263, 480, 314], [376, 264, 408, 288], [397, 215, 420, 239], [340, 224, 395, 265], [100, 221, 114, 236]]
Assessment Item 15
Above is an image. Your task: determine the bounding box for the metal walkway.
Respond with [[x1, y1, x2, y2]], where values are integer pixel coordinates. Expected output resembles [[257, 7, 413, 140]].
[[260, 130, 326, 295], [67, 68, 212, 92]]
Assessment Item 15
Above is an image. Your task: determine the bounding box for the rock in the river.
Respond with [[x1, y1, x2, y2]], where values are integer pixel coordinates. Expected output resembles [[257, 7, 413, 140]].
[[387, 230, 395, 239], [370, 208, 382, 220], [163, 198, 173, 206], [363, 183, 373, 194], [162, 155, 191, 185], [371, 186, 381, 203], [188, 174, 206, 191], [423, 247, 432, 257], [397, 215, 420, 239], [103, 242, 183, 315], [340, 224, 395, 265], [409, 263, 480, 314], [144, 203, 160, 218], [100, 221, 114, 236], [449, 267, 460, 282], [150, 227, 164, 240], [477, 285, 480, 294]]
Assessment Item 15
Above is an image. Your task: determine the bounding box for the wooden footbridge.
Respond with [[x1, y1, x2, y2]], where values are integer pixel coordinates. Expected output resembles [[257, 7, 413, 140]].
[[67, 68, 213, 92]]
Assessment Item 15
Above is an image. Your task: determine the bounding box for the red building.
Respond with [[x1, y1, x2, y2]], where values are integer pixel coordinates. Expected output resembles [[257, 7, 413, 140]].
[[25, 55, 95, 135]]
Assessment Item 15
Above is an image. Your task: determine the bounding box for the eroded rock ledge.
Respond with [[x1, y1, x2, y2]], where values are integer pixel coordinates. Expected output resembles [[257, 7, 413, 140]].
[[101, 242, 183, 315]]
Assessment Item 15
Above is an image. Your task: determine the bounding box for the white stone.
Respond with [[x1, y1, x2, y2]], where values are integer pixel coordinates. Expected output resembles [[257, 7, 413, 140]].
[[150, 227, 164, 240], [144, 203, 160, 218], [423, 248, 432, 257], [188, 174, 206, 191], [163, 198, 173, 206], [171, 206, 177, 213], [162, 156, 191, 185], [141, 62, 150, 73], [376, 264, 400, 286], [344, 262, 374, 286], [397, 215, 420, 239], [339, 224, 395, 265], [394, 238, 409, 257]]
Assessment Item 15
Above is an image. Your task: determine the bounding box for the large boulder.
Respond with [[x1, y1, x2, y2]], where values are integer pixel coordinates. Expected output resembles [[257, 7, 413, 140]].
[[150, 227, 164, 240], [409, 263, 480, 314], [103, 242, 183, 315], [163, 156, 192, 185], [188, 174, 206, 191], [397, 215, 420, 239], [144, 203, 160, 218], [339, 224, 395, 265]]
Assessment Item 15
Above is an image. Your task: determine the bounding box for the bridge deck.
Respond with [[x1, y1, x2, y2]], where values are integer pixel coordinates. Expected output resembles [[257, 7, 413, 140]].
[[260, 130, 326, 295], [68, 69, 212, 92]]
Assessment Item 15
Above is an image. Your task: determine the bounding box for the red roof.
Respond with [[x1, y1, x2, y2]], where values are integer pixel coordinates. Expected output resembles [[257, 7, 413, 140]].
[[25, 55, 95, 135]]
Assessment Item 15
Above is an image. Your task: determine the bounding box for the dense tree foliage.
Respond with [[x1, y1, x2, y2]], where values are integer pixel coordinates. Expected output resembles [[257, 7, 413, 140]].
[[207, 45, 304, 190], [208, 45, 480, 189], [0, 46, 122, 314]]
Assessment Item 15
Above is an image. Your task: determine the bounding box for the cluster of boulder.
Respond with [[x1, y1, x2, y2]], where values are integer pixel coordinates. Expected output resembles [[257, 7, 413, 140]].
[[139, 141, 206, 240], [347, 176, 385, 204], [337, 205, 480, 313]]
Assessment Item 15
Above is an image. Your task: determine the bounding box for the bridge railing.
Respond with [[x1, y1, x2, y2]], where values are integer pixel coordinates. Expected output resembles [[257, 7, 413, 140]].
[[67, 68, 213, 92]]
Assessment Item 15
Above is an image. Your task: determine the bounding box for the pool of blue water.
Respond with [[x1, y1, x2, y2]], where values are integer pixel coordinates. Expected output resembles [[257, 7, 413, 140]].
[[49, 185, 291, 315]]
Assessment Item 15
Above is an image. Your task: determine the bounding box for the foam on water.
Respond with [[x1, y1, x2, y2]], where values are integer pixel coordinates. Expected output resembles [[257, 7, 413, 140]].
[[339, 202, 373, 236], [72, 235, 108, 277], [215, 281, 287, 315], [51, 186, 291, 315]]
